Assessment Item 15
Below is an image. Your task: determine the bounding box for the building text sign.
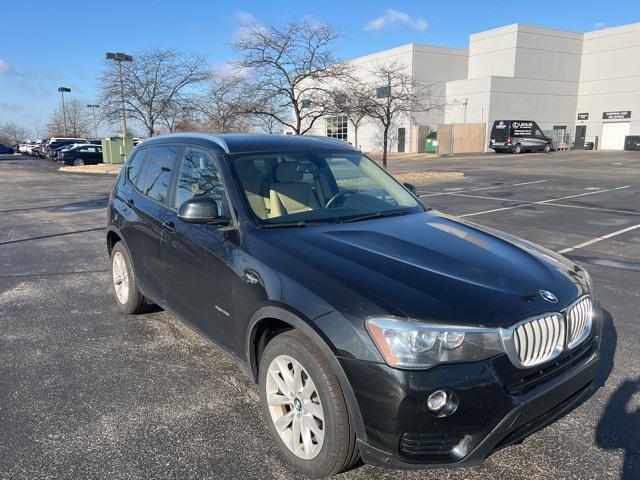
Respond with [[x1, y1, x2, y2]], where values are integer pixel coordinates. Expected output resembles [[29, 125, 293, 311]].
[[602, 111, 631, 120], [577, 113, 589, 120]]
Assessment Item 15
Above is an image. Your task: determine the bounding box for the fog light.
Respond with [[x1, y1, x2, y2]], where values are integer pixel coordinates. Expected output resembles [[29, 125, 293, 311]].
[[427, 390, 448, 411]]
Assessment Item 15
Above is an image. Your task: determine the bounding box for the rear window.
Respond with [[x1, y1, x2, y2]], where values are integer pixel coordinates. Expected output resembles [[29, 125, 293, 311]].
[[491, 121, 509, 141]]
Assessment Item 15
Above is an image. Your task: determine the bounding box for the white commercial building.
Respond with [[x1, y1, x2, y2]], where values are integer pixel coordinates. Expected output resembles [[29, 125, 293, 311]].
[[307, 22, 640, 152]]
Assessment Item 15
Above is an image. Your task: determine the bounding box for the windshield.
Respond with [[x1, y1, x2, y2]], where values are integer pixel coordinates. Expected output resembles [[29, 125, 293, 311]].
[[230, 150, 423, 226]]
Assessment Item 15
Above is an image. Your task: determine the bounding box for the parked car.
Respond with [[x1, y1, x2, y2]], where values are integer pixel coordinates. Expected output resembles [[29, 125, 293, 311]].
[[59, 144, 103, 165], [107, 134, 600, 477], [44, 138, 88, 158], [0, 144, 15, 154], [489, 120, 552, 153]]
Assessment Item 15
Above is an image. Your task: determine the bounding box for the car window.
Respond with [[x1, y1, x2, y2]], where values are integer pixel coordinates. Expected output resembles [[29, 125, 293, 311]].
[[126, 149, 148, 191], [141, 146, 179, 204], [231, 150, 422, 225], [174, 147, 229, 217]]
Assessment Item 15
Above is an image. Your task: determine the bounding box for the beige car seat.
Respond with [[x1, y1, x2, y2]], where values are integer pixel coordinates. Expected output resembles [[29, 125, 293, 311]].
[[269, 162, 320, 218]]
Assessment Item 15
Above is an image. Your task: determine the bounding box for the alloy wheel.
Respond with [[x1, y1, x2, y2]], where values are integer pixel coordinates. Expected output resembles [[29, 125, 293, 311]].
[[112, 251, 129, 305], [266, 354, 325, 460]]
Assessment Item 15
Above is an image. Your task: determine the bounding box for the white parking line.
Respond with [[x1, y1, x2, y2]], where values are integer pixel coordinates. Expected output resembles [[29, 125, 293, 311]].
[[420, 185, 639, 217], [456, 186, 631, 218], [419, 179, 547, 197], [557, 224, 640, 254]]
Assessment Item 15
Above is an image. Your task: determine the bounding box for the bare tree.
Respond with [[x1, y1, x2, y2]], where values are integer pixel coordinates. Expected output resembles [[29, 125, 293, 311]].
[[330, 82, 371, 149], [0, 122, 31, 145], [233, 19, 351, 135], [246, 113, 284, 134], [47, 99, 92, 138], [65, 99, 92, 137], [364, 62, 441, 168], [98, 48, 208, 137], [197, 69, 251, 133]]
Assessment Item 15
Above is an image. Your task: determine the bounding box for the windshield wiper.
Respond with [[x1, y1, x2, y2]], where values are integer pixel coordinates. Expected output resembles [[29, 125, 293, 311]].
[[342, 209, 412, 223], [262, 220, 309, 229]]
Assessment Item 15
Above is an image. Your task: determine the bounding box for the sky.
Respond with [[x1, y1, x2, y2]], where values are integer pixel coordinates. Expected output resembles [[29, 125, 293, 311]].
[[1, 0, 638, 137]]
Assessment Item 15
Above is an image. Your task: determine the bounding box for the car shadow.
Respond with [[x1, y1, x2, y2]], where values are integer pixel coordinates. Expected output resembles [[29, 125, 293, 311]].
[[595, 309, 638, 479]]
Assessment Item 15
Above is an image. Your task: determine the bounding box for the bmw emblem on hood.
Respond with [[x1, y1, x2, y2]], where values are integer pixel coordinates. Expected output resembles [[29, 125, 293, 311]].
[[539, 290, 558, 303]]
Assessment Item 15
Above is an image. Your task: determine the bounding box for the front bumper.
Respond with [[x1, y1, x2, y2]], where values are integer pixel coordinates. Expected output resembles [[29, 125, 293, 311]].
[[340, 310, 602, 469]]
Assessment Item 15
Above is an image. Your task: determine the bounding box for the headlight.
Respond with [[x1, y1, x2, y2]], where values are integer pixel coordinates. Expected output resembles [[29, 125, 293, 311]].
[[365, 317, 503, 369]]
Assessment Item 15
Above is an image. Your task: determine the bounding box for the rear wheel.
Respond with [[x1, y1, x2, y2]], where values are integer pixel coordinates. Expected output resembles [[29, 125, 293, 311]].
[[110, 242, 146, 314], [259, 330, 358, 477], [513, 144, 522, 154], [73, 158, 85, 166]]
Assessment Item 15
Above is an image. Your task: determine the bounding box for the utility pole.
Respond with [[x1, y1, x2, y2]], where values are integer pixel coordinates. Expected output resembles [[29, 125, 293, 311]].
[[106, 52, 133, 135], [462, 98, 468, 124], [57, 87, 71, 136], [87, 104, 100, 138]]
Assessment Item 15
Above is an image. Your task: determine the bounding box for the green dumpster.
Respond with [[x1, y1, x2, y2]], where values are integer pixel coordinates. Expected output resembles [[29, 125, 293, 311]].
[[101, 135, 134, 164], [425, 132, 438, 153]]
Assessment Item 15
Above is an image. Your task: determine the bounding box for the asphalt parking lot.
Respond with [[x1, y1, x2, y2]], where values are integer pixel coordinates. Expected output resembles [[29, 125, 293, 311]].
[[1, 150, 638, 480]]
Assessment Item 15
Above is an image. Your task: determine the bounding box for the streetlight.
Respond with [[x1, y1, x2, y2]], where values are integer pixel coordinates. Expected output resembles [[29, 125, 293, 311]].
[[106, 52, 133, 136], [462, 97, 468, 123], [87, 104, 100, 138], [57, 87, 71, 136]]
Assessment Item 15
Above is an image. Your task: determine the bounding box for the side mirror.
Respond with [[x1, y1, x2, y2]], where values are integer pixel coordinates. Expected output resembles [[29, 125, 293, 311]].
[[403, 182, 417, 194], [178, 197, 228, 225]]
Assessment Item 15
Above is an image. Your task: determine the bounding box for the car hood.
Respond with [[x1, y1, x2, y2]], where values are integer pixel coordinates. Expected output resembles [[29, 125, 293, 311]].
[[263, 212, 587, 328]]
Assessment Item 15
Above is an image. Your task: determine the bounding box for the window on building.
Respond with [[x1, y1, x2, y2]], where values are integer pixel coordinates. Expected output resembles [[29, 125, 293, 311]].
[[301, 99, 311, 109], [326, 116, 348, 141], [334, 92, 347, 108], [376, 86, 390, 99]]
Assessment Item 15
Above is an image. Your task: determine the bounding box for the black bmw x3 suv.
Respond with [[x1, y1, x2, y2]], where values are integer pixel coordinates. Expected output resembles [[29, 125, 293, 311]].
[[107, 134, 601, 477]]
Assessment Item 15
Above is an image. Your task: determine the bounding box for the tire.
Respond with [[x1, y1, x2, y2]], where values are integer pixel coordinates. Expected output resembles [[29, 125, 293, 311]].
[[259, 330, 358, 478], [73, 158, 85, 166], [513, 144, 522, 154], [544, 143, 551, 153], [110, 242, 147, 314]]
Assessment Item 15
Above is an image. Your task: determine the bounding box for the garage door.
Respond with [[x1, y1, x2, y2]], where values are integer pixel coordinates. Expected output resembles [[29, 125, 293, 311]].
[[601, 122, 630, 150]]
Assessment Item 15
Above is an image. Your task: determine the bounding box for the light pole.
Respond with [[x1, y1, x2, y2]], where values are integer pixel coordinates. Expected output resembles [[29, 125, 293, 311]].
[[106, 52, 133, 136], [462, 97, 468, 123], [87, 104, 100, 138], [57, 87, 71, 136]]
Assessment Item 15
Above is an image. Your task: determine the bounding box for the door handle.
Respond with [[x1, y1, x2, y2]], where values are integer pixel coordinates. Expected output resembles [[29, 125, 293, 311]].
[[162, 221, 176, 233]]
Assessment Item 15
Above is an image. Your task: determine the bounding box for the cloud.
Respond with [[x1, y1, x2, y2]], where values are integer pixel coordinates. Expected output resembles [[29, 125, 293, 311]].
[[233, 10, 256, 26], [364, 10, 428, 32], [593, 21, 606, 29], [0, 58, 15, 76]]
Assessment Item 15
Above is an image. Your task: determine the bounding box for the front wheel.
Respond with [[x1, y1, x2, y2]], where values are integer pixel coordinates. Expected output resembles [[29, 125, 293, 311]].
[[73, 158, 85, 166], [544, 143, 551, 153], [259, 330, 358, 477], [110, 242, 147, 314]]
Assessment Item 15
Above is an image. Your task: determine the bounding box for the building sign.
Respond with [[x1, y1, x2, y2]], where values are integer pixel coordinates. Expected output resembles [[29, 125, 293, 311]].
[[602, 111, 631, 120], [577, 113, 589, 120]]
